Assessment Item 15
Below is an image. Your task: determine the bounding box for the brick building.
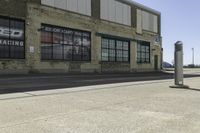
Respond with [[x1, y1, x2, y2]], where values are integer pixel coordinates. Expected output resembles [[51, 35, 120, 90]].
[[0, 0, 162, 74]]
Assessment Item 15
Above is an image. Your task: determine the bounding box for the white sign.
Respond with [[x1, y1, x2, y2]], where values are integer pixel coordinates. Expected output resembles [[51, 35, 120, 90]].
[[30, 46, 34, 53], [0, 27, 23, 39]]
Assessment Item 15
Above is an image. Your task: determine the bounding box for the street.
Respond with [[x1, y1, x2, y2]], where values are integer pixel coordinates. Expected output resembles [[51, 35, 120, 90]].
[[0, 69, 200, 132], [0, 76, 200, 133], [0, 69, 200, 94]]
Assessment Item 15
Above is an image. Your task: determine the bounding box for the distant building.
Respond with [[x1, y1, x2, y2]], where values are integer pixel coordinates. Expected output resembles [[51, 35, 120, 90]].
[[0, 0, 162, 74]]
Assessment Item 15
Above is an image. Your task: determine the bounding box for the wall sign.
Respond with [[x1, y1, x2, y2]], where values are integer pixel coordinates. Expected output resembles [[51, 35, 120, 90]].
[[41, 24, 91, 61], [30, 46, 35, 53], [0, 17, 25, 59]]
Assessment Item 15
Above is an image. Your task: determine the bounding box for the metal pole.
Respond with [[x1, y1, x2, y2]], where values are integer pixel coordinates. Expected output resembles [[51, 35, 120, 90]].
[[170, 41, 189, 88], [192, 48, 194, 66], [174, 41, 183, 86]]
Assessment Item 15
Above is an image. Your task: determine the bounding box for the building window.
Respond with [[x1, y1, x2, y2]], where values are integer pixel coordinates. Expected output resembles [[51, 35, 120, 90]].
[[137, 41, 150, 63], [0, 17, 25, 59], [101, 38, 130, 62], [41, 0, 91, 16], [41, 24, 91, 61]]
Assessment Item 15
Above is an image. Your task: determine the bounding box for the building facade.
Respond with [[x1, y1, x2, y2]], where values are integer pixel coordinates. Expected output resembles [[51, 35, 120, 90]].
[[0, 0, 162, 74]]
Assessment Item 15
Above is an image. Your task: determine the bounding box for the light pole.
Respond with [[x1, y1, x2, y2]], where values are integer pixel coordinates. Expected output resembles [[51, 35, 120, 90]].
[[192, 48, 194, 67]]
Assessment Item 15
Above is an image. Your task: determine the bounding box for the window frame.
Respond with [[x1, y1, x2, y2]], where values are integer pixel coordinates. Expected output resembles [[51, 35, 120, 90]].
[[41, 24, 91, 62], [101, 38, 130, 63], [0, 16, 25, 59], [137, 40, 151, 64]]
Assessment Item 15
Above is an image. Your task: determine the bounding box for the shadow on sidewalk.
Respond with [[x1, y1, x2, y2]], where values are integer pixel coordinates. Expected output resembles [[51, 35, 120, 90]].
[[175, 87, 200, 92]]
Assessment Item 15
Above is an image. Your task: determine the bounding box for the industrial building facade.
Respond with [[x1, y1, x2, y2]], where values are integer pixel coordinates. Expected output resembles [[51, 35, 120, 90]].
[[0, 0, 162, 74]]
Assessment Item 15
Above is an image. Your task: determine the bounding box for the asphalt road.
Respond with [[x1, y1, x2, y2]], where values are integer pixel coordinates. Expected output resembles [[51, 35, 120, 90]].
[[0, 70, 200, 94]]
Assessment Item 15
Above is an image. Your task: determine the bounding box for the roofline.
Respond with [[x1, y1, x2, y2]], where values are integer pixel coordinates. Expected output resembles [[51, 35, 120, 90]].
[[118, 0, 161, 15]]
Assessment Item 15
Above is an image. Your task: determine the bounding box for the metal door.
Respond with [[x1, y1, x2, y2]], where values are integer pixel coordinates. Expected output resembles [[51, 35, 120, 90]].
[[154, 55, 158, 70]]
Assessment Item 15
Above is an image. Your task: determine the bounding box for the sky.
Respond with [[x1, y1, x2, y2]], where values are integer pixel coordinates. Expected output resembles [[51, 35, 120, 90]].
[[133, 0, 200, 65]]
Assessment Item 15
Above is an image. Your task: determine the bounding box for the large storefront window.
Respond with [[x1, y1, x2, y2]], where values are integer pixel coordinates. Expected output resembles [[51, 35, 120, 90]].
[[0, 17, 25, 59], [101, 38, 130, 62], [137, 41, 150, 63], [41, 24, 91, 61]]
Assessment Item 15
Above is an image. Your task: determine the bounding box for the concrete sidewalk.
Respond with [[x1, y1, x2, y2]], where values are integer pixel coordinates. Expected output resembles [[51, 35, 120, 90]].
[[0, 77, 200, 133]]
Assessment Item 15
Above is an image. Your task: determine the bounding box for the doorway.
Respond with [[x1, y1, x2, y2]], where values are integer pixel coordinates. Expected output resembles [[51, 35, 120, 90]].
[[154, 55, 158, 70]]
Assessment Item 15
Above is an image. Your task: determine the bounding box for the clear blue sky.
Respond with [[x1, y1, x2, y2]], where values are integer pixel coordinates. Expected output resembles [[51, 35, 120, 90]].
[[133, 0, 200, 65]]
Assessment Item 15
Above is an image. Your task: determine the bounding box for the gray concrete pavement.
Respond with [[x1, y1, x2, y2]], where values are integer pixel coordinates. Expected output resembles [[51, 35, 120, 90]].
[[164, 68, 200, 74], [0, 77, 200, 133]]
